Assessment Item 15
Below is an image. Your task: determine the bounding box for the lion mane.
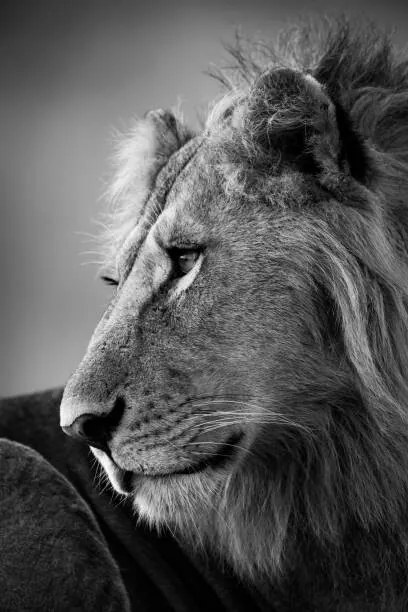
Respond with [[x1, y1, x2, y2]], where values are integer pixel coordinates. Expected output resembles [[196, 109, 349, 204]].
[[61, 19, 408, 611]]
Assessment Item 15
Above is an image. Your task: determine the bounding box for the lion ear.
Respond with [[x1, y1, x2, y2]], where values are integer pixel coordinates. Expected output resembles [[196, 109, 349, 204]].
[[143, 108, 194, 159], [102, 109, 193, 266], [109, 108, 193, 210], [240, 68, 368, 183]]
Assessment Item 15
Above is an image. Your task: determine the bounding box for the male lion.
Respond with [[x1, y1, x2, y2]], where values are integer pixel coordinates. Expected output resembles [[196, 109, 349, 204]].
[[3, 18, 408, 612], [57, 19, 408, 609]]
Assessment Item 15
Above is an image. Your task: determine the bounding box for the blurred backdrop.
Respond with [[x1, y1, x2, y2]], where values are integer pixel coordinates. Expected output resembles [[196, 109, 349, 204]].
[[1, 0, 408, 396]]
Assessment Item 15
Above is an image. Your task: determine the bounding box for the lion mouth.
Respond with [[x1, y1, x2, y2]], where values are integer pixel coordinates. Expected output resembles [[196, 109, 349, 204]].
[[116, 430, 244, 491], [151, 430, 245, 477]]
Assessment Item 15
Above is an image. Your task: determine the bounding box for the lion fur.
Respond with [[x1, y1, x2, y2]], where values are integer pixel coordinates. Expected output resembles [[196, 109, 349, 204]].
[[199, 20, 408, 607], [67, 19, 408, 610]]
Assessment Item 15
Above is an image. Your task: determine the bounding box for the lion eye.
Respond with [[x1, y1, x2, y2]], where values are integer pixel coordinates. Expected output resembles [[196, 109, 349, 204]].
[[169, 248, 200, 278], [101, 275, 119, 287]]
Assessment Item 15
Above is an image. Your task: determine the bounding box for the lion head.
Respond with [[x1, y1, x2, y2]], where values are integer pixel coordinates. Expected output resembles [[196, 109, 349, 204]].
[[60, 21, 408, 605]]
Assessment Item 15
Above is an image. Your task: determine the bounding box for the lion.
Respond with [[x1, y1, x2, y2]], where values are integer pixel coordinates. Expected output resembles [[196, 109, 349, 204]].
[[60, 19, 408, 611]]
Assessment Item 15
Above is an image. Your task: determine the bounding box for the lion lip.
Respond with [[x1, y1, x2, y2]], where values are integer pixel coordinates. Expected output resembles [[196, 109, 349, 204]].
[[121, 430, 244, 481], [119, 470, 135, 493]]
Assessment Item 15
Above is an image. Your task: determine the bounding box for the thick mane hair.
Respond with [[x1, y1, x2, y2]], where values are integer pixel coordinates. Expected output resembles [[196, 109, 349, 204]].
[[98, 19, 408, 608], [197, 19, 408, 607]]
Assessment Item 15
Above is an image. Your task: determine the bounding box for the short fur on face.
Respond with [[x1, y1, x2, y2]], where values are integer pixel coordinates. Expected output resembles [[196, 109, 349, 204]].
[[61, 19, 408, 609]]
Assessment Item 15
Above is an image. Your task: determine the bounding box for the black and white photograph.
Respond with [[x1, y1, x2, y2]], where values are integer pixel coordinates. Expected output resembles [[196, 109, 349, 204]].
[[1, 0, 408, 610]]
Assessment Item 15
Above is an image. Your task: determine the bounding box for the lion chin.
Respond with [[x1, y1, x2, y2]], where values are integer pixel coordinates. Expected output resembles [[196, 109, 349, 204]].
[[60, 17, 408, 611], [91, 443, 240, 538]]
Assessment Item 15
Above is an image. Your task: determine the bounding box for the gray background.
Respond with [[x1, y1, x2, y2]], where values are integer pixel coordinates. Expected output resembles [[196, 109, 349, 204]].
[[1, 0, 408, 396]]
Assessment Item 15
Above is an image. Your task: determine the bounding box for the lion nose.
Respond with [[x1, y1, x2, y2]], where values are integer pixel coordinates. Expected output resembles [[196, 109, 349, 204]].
[[62, 414, 110, 451], [61, 396, 126, 451]]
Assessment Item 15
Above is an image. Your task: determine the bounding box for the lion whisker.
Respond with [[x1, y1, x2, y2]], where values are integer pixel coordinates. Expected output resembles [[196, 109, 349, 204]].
[[185, 440, 258, 460], [189, 416, 312, 434]]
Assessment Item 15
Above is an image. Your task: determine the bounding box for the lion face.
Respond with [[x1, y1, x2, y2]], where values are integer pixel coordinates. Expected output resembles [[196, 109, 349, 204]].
[[61, 124, 319, 515], [60, 70, 357, 537]]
